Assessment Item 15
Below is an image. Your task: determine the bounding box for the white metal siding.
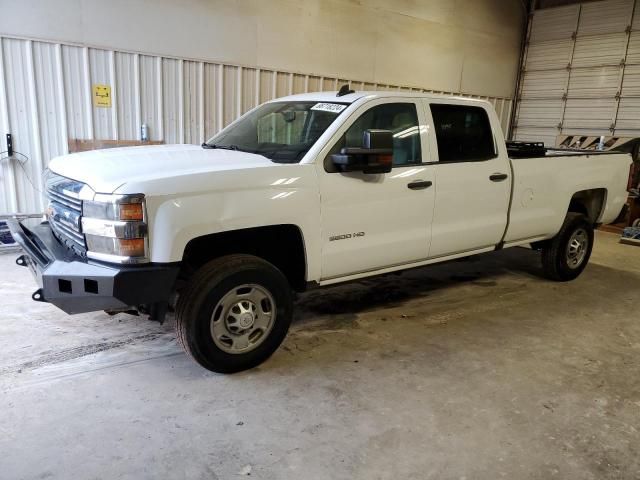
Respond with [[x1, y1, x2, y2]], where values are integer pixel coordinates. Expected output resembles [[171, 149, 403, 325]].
[[2, 39, 44, 214], [62, 45, 91, 141], [529, 4, 580, 42], [115, 52, 138, 142], [514, 0, 640, 145], [139, 55, 162, 142], [89, 48, 115, 140], [579, 0, 633, 35], [0, 35, 513, 215]]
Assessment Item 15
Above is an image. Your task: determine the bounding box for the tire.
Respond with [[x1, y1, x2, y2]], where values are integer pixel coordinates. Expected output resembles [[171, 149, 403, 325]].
[[175, 254, 293, 373], [541, 213, 594, 282]]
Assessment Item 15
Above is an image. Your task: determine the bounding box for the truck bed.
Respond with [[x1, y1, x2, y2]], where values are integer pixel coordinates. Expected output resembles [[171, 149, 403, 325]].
[[503, 148, 632, 245]]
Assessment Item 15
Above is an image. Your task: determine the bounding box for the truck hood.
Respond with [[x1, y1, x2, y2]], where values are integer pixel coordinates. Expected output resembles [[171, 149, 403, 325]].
[[48, 144, 275, 193]]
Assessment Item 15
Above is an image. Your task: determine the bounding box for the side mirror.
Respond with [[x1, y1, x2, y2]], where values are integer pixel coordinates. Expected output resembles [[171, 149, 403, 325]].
[[331, 129, 393, 174], [281, 110, 296, 123]]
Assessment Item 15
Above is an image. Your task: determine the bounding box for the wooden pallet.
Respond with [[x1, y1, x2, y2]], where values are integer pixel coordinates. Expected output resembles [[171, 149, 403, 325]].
[[68, 139, 164, 153], [599, 223, 626, 234], [620, 237, 640, 247]]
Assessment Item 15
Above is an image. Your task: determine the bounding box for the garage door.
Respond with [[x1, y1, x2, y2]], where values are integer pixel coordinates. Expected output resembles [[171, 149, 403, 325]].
[[513, 0, 640, 146]]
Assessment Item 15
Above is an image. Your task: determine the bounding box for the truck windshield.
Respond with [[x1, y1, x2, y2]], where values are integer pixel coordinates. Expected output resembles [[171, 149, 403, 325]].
[[204, 101, 348, 163]]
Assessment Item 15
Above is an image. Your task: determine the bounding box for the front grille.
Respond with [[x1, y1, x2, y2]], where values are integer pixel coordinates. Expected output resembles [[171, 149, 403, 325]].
[[45, 172, 87, 256]]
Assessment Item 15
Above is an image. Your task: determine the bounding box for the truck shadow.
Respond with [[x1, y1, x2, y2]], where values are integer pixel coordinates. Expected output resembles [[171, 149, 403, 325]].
[[293, 247, 543, 323], [261, 249, 640, 375]]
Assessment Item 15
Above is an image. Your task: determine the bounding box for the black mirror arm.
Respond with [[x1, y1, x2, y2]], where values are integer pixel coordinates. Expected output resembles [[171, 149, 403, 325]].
[[339, 147, 393, 156]]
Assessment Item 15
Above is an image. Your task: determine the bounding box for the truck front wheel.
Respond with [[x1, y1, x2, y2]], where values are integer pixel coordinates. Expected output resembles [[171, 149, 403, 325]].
[[541, 213, 594, 282], [175, 254, 293, 373]]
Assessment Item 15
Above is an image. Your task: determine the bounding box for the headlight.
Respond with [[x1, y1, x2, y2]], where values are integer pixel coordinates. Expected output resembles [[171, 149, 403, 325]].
[[81, 194, 149, 264]]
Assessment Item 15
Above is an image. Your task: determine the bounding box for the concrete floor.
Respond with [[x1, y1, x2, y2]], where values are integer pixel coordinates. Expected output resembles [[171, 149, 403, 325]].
[[1, 231, 639, 480]]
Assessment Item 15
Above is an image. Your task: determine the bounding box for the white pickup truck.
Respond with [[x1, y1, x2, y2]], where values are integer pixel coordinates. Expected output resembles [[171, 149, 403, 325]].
[[9, 89, 632, 373]]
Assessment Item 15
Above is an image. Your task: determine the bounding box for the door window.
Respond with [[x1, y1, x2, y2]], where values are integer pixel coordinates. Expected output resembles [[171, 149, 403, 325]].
[[430, 104, 496, 162], [336, 103, 423, 167]]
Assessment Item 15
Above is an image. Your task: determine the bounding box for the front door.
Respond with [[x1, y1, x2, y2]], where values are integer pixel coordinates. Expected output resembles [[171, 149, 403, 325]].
[[317, 99, 435, 280]]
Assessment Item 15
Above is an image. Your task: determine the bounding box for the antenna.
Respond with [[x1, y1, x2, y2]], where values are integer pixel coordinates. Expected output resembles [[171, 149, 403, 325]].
[[337, 84, 355, 97]]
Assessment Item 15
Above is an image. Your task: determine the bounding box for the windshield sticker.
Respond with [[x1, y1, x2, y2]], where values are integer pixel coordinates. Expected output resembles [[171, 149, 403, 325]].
[[311, 103, 347, 113]]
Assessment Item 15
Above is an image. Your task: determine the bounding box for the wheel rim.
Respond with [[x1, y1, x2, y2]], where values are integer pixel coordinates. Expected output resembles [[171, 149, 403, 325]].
[[566, 228, 589, 269], [210, 284, 276, 354]]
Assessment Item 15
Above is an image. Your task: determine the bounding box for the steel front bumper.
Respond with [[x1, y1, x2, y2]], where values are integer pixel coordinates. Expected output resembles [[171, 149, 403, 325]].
[[7, 219, 179, 315]]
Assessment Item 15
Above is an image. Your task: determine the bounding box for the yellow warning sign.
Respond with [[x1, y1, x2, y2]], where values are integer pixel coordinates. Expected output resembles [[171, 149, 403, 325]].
[[92, 84, 112, 107]]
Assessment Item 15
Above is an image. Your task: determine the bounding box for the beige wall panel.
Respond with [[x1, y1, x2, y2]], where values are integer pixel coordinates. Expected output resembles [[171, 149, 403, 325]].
[[374, 13, 463, 93], [460, 29, 524, 98], [0, 0, 523, 98], [0, 1, 522, 214]]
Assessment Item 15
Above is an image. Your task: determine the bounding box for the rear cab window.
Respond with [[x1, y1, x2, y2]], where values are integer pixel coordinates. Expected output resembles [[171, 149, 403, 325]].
[[430, 104, 496, 162]]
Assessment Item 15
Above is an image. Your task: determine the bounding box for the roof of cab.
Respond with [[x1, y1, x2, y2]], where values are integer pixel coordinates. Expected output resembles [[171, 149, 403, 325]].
[[272, 90, 492, 106]]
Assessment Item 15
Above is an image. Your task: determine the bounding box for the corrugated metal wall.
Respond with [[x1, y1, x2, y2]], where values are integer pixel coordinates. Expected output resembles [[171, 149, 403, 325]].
[[0, 35, 513, 215], [513, 0, 640, 146]]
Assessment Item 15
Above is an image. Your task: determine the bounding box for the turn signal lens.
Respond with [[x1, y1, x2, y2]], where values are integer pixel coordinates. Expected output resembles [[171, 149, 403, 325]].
[[379, 154, 393, 166], [86, 235, 146, 258], [118, 238, 146, 256], [119, 203, 144, 221]]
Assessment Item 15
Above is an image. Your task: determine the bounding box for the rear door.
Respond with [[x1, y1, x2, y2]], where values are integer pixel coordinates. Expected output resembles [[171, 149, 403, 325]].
[[425, 101, 511, 257]]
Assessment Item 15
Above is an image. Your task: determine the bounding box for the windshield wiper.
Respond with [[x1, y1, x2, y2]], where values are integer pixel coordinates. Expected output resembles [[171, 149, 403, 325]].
[[201, 142, 270, 160], [201, 143, 239, 150]]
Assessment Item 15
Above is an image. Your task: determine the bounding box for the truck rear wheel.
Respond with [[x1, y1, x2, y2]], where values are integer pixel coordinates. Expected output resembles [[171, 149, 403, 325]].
[[175, 254, 293, 373], [541, 213, 594, 282]]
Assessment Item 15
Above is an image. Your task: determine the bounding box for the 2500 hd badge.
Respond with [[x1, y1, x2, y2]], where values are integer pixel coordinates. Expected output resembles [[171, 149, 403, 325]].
[[329, 232, 365, 242]]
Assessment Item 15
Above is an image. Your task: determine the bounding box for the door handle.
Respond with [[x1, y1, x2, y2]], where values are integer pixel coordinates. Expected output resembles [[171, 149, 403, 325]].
[[407, 180, 433, 190], [489, 173, 508, 182]]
